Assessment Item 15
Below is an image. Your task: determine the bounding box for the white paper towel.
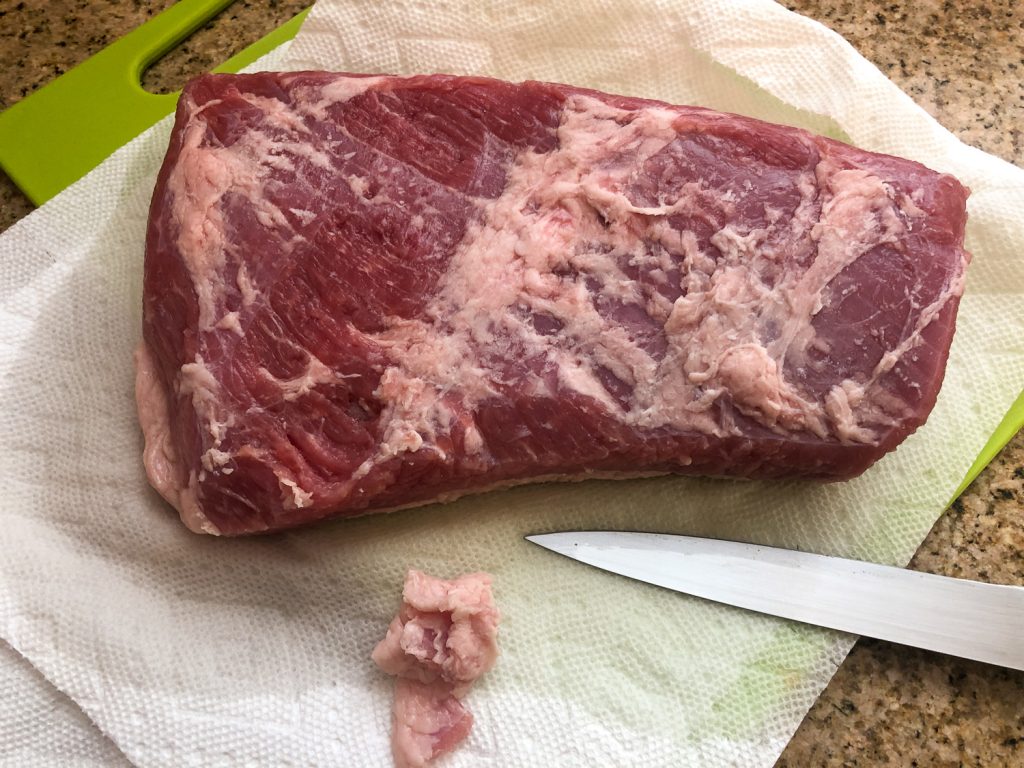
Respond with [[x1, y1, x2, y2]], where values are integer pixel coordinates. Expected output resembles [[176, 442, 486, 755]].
[[1, 1, 1023, 766], [0, 643, 130, 767]]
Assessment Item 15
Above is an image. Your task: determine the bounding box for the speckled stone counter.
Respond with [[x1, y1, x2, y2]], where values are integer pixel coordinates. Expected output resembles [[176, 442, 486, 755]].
[[1, 1, 1021, 765]]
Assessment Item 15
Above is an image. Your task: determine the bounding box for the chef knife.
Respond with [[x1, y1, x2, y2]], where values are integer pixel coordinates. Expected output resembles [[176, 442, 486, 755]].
[[526, 531, 1024, 671]]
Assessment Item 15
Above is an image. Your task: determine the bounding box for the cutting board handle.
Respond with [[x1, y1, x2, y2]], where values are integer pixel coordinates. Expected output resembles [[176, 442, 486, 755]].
[[0, 0, 309, 205]]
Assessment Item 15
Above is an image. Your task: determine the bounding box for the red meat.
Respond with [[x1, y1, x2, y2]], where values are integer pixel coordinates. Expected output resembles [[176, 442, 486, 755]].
[[138, 72, 970, 534]]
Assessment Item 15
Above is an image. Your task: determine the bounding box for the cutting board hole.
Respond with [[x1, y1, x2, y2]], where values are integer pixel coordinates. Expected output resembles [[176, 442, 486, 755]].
[[141, 0, 308, 95]]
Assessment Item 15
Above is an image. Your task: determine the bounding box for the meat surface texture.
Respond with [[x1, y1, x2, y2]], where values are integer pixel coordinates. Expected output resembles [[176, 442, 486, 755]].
[[372, 570, 500, 768], [139, 71, 970, 535]]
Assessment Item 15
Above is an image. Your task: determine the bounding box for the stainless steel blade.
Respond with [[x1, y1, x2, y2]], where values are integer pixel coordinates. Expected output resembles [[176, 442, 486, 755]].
[[526, 531, 1024, 671]]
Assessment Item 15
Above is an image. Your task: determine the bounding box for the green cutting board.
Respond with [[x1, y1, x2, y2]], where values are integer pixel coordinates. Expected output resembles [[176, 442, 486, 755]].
[[0, 0, 1019, 497], [0, 0, 308, 205]]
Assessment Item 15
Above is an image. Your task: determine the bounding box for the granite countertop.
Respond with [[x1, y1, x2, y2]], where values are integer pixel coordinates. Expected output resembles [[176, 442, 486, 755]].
[[1, 0, 1021, 764]]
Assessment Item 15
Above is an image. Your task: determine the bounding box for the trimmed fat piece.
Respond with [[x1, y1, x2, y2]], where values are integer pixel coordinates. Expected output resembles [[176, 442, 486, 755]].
[[388, 680, 474, 768], [373, 570, 500, 768], [138, 72, 970, 535]]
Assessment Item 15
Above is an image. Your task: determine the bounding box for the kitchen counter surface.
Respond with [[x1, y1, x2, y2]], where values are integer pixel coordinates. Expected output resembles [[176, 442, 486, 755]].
[[1, 1, 1021, 765]]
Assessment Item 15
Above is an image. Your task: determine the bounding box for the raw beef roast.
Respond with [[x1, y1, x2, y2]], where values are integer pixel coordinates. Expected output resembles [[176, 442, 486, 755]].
[[137, 72, 970, 535]]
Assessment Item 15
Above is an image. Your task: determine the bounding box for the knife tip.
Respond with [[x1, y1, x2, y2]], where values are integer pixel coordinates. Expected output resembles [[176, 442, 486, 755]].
[[524, 531, 582, 554]]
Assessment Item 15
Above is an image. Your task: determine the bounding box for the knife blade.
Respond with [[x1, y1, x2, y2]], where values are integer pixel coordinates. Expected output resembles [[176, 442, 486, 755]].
[[525, 531, 1024, 671]]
